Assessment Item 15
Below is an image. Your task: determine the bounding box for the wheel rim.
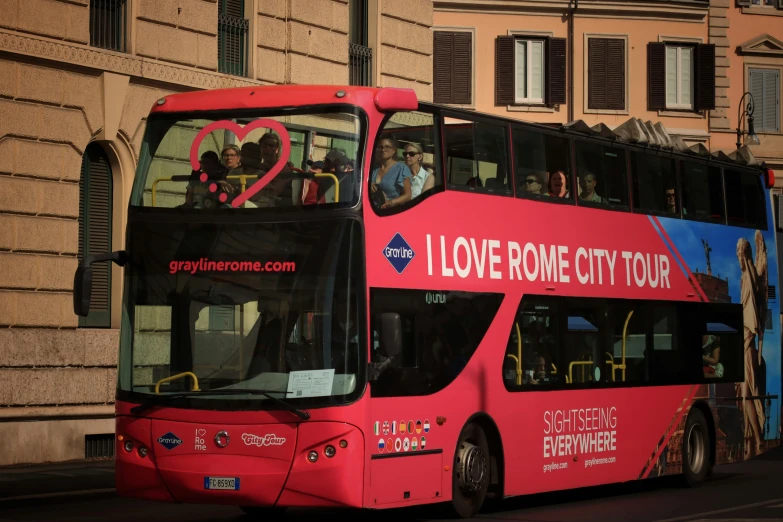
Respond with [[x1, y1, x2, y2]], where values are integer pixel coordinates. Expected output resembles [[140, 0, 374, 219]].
[[687, 423, 705, 475], [456, 439, 488, 496]]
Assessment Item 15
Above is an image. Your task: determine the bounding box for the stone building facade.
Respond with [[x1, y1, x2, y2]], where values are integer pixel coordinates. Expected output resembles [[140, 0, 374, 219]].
[[0, 0, 432, 466]]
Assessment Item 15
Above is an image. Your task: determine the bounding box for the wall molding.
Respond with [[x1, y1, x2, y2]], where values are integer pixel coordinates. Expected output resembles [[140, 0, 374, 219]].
[[0, 29, 262, 91]]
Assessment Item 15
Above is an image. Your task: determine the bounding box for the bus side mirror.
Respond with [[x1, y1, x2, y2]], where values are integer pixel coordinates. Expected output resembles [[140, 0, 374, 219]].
[[379, 312, 402, 358], [73, 265, 94, 317], [72, 251, 128, 317]]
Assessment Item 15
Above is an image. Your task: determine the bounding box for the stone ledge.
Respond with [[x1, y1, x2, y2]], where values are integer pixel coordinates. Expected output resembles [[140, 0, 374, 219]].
[[0, 29, 262, 92]]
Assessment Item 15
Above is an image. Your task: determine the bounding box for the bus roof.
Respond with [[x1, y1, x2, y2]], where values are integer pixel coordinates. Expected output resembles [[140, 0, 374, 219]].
[[149, 85, 408, 116]]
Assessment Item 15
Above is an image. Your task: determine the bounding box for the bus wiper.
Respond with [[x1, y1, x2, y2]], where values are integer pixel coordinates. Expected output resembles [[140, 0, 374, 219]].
[[129, 389, 310, 420]]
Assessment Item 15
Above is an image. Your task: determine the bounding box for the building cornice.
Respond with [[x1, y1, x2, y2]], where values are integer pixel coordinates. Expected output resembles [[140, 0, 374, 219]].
[[0, 29, 263, 90], [433, 0, 708, 21]]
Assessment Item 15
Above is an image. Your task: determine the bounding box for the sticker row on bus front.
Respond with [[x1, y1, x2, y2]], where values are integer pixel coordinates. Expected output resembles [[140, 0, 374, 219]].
[[373, 419, 431, 453]]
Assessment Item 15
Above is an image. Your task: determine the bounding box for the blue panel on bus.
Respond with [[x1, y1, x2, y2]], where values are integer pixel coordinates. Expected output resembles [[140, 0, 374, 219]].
[[383, 233, 415, 274]]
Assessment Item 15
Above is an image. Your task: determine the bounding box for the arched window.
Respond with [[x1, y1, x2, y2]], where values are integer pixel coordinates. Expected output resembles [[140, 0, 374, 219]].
[[78, 143, 113, 328]]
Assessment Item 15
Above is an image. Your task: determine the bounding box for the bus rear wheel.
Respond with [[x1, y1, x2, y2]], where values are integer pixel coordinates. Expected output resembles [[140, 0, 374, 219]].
[[239, 506, 287, 519], [681, 408, 711, 488], [450, 422, 490, 518]]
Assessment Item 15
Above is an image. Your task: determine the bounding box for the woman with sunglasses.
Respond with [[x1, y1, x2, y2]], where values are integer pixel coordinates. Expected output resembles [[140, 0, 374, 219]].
[[370, 135, 411, 209], [522, 172, 544, 195], [404, 143, 435, 199]]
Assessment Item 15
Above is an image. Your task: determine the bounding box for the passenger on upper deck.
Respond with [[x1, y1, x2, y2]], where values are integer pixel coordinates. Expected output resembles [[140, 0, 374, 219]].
[[404, 143, 434, 199], [370, 135, 411, 209], [242, 132, 296, 207], [522, 172, 544, 195], [183, 151, 233, 209], [546, 170, 569, 198], [578, 172, 607, 204], [221, 145, 240, 170]]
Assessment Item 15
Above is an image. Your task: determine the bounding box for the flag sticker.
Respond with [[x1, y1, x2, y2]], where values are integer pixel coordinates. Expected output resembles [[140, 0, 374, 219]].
[[403, 437, 410, 451], [423, 419, 430, 433], [373, 421, 380, 435], [382, 421, 390, 435], [387, 438, 393, 451], [420, 436, 426, 449], [391, 422, 397, 435], [394, 438, 402, 452], [412, 437, 418, 451], [415, 420, 422, 434], [407, 421, 414, 433], [400, 421, 406, 434], [378, 438, 385, 452]]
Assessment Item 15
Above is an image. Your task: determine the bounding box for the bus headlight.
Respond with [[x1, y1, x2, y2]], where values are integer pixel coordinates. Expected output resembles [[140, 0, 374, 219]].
[[307, 451, 318, 462], [138, 447, 148, 458], [324, 445, 336, 458]]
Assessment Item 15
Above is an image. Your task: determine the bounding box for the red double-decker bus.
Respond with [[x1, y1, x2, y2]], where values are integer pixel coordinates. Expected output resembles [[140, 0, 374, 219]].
[[73, 85, 781, 518]]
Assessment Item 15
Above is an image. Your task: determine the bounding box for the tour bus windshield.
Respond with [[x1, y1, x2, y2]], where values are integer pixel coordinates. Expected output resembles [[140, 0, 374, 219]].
[[118, 218, 365, 409], [130, 106, 365, 210]]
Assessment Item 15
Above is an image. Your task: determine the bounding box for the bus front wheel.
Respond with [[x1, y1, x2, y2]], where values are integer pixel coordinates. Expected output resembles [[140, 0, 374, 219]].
[[450, 422, 490, 518], [681, 408, 712, 487]]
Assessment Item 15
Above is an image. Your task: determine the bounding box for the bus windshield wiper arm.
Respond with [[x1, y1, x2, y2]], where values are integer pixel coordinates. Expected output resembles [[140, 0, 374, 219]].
[[129, 389, 310, 420]]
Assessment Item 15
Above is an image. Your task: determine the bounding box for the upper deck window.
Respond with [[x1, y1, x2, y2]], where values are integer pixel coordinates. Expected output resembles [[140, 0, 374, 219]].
[[512, 128, 572, 203], [369, 110, 442, 210], [444, 116, 511, 196], [680, 161, 724, 223], [574, 140, 628, 210], [631, 152, 678, 217], [725, 169, 767, 229], [131, 107, 365, 211]]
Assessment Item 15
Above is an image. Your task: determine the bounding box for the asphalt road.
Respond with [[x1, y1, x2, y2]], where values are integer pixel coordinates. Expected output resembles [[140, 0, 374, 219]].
[[1, 447, 781, 522]]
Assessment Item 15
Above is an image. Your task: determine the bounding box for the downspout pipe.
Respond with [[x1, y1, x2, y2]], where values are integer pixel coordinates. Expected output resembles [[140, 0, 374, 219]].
[[568, 0, 578, 123]]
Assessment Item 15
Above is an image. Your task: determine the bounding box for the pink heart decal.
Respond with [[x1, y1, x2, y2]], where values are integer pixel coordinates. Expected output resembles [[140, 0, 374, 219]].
[[189, 119, 291, 208]]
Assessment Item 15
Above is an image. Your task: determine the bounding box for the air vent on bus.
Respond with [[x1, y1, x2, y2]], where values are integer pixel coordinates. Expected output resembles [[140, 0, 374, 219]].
[[768, 285, 776, 300], [85, 433, 115, 460]]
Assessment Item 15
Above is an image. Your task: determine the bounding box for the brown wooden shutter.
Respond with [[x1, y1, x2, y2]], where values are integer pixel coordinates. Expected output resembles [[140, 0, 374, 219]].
[[434, 31, 472, 104], [547, 37, 567, 106], [78, 143, 113, 328], [695, 43, 716, 111], [606, 39, 625, 110], [452, 32, 472, 104], [647, 43, 666, 110], [496, 36, 515, 105], [588, 39, 606, 109]]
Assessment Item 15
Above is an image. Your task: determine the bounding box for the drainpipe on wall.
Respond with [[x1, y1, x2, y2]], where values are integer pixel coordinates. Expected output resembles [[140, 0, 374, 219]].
[[567, 0, 578, 123]]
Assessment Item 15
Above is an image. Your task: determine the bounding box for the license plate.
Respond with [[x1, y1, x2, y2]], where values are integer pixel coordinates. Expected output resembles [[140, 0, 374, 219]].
[[204, 477, 240, 490]]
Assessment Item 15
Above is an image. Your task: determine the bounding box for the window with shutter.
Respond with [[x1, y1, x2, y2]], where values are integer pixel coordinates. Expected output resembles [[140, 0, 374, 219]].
[[694, 44, 716, 111], [218, 0, 249, 77], [433, 31, 472, 105], [78, 143, 114, 328], [749, 68, 780, 132], [495, 35, 566, 107], [588, 37, 625, 111]]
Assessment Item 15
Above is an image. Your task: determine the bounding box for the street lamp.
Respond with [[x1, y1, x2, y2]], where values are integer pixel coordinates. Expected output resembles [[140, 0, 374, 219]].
[[736, 91, 760, 149]]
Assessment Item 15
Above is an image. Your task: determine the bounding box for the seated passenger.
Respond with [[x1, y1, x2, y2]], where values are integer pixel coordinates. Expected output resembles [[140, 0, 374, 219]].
[[702, 335, 723, 377], [665, 186, 686, 215], [183, 151, 233, 209], [228, 142, 264, 186], [546, 170, 569, 198], [244, 132, 297, 207], [525, 354, 549, 385], [405, 143, 434, 199], [221, 145, 240, 170], [522, 172, 544, 195], [370, 136, 411, 208], [578, 172, 608, 204]]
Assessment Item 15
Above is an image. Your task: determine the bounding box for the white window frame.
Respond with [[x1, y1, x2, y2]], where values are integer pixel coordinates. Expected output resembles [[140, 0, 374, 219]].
[[514, 38, 545, 104], [665, 44, 695, 110]]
